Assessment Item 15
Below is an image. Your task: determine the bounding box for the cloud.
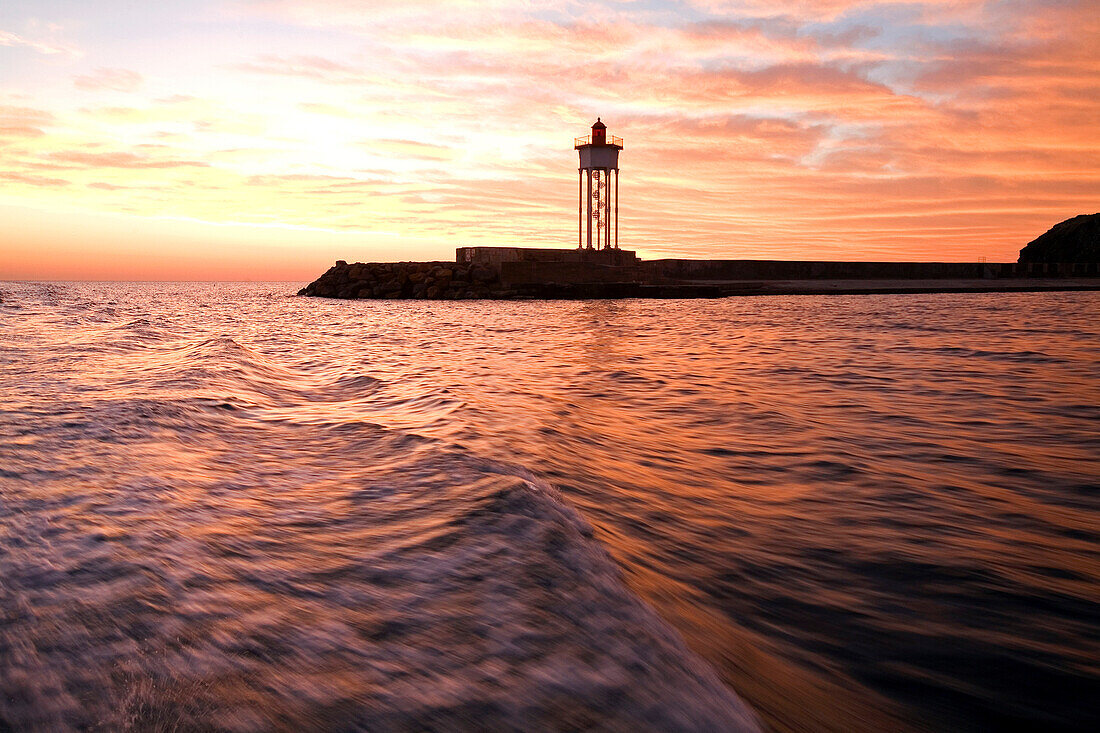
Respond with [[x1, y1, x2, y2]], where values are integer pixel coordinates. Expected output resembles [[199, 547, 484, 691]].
[[156, 94, 199, 104], [1, 171, 69, 187], [0, 125, 45, 137], [298, 102, 353, 117], [0, 29, 79, 56], [0, 106, 55, 138], [44, 151, 209, 169], [362, 139, 456, 161], [73, 68, 144, 92], [230, 54, 370, 82]]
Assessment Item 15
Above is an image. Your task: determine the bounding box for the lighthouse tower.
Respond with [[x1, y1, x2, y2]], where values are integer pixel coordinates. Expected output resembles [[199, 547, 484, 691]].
[[575, 118, 622, 250]]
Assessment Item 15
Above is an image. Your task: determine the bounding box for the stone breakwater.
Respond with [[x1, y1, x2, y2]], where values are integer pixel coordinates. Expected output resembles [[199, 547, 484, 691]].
[[296, 259, 701, 300], [298, 260, 505, 300]]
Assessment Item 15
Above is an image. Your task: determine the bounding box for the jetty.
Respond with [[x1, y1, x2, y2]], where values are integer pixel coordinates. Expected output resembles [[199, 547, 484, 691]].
[[297, 246, 1100, 300]]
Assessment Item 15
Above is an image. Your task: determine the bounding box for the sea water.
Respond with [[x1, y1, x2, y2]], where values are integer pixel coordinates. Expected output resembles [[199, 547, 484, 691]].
[[1, 282, 1097, 731]]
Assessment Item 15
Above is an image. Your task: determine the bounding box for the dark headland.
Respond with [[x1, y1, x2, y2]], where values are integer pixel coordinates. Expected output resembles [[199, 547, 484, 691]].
[[299, 214, 1100, 300], [1018, 212, 1100, 263]]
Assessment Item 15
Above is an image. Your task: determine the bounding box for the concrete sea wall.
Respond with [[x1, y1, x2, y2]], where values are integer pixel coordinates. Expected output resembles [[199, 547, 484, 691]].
[[638, 259, 1099, 281]]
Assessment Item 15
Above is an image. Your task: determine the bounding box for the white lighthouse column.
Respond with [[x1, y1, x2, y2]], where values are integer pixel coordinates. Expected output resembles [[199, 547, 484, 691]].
[[578, 168, 583, 249], [607, 169, 616, 249], [614, 168, 619, 250], [586, 169, 593, 249], [598, 171, 607, 250]]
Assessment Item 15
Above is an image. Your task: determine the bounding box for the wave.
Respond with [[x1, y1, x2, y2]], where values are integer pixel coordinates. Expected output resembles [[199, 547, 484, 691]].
[[0, 360, 760, 730], [886, 344, 1067, 363]]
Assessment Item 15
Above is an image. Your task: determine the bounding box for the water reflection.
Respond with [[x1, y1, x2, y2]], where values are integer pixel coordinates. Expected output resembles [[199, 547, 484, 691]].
[[1, 282, 1097, 732]]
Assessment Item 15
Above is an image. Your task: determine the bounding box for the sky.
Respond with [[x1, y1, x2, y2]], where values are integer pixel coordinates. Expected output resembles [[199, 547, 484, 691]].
[[1, 0, 1097, 280]]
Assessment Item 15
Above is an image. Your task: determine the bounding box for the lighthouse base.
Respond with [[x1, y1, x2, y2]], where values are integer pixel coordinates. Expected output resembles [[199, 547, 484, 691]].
[[456, 246, 637, 268]]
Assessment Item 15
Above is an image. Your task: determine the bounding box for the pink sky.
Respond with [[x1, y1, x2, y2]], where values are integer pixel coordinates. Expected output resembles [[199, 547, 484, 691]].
[[1, 0, 1097, 280]]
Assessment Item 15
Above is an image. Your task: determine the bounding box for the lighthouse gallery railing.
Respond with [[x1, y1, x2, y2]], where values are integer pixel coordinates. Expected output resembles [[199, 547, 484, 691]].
[[574, 134, 624, 148]]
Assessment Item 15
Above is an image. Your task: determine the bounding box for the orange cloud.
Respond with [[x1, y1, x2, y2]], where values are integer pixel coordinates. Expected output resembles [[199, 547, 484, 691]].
[[73, 68, 144, 92], [1, 171, 69, 187], [42, 150, 208, 169]]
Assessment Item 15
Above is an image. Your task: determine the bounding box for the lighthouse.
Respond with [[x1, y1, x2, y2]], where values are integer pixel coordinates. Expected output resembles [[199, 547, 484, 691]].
[[575, 118, 623, 250]]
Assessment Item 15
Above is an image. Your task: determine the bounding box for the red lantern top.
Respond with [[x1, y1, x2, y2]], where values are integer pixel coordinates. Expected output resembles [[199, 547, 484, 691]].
[[591, 117, 606, 144]]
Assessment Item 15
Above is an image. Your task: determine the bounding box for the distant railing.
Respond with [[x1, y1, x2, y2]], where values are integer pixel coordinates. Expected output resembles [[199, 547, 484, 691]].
[[574, 134, 624, 148]]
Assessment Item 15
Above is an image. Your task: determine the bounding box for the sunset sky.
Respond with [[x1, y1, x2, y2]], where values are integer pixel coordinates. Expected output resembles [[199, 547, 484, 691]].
[[1, 0, 1097, 280]]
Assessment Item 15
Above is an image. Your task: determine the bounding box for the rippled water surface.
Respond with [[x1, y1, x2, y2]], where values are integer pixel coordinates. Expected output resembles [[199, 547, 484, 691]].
[[1, 282, 1098, 732]]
